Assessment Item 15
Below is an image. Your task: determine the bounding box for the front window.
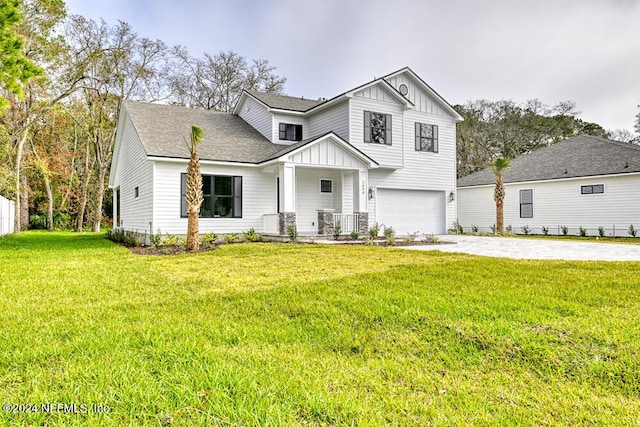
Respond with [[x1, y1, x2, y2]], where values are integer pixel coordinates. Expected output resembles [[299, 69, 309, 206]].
[[364, 111, 392, 145], [320, 179, 332, 193], [415, 123, 438, 152], [181, 174, 242, 218], [520, 189, 533, 218], [581, 184, 604, 194], [279, 123, 303, 141]]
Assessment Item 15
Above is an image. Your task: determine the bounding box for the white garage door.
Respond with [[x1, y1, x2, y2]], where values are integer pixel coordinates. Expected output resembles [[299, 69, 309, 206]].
[[376, 189, 445, 235]]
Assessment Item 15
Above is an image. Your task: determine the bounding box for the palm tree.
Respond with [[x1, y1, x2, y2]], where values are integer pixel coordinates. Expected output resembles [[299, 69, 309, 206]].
[[492, 157, 510, 234], [185, 126, 204, 251]]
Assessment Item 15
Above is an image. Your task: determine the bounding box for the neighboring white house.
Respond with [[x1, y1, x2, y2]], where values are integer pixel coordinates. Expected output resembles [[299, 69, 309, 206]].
[[0, 195, 15, 235], [109, 67, 463, 236], [457, 135, 640, 236]]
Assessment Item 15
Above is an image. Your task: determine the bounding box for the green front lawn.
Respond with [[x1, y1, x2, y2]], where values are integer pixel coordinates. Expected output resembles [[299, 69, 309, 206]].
[[1, 232, 639, 425]]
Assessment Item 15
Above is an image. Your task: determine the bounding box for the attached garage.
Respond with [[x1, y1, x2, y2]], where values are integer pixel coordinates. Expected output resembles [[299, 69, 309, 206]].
[[376, 188, 446, 235]]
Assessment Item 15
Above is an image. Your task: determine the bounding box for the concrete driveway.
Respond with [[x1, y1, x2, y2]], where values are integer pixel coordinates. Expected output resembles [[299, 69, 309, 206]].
[[405, 234, 640, 261]]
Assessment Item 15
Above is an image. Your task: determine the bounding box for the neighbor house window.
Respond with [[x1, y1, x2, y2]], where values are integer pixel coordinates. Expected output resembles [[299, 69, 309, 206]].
[[134, 186, 139, 198], [279, 123, 303, 141], [581, 184, 604, 194], [181, 174, 242, 218], [520, 189, 533, 218], [320, 179, 332, 193], [415, 123, 438, 152], [364, 111, 392, 145]]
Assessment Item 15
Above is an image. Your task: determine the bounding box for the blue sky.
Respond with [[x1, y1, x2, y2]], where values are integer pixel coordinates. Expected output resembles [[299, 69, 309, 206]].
[[65, 0, 640, 132]]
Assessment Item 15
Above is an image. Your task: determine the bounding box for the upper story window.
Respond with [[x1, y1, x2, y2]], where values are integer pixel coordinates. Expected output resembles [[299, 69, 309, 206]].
[[364, 111, 392, 145], [415, 123, 438, 153], [279, 123, 303, 141], [320, 179, 332, 193], [581, 184, 604, 195], [181, 174, 242, 218]]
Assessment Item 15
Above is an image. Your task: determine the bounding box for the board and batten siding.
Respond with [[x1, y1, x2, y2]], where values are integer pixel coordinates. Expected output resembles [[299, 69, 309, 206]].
[[295, 168, 342, 233], [457, 174, 640, 234], [237, 96, 272, 141], [152, 161, 276, 235], [384, 75, 448, 116], [308, 101, 349, 141], [115, 113, 153, 233], [349, 96, 404, 167], [285, 138, 367, 170]]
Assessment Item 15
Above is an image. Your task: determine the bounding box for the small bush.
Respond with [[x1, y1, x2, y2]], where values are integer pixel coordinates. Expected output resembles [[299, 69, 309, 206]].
[[333, 220, 342, 240], [383, 226, 395, 239], [162, 233, 179, 246], [404, 232, 418, 245], [598, 226, 605, 237], [363, 236, 374, 246], [287, 225, 298, 242], [224, 233, 239, 244], [369, 222, 381, 238], [505, 225, 513, 235], [149, 229, 162, 247], [579, 226, 587, 237], [350, 231, 360, 240], [520, 225, 530, 235], [424, 233, 440, 244], [106, 229, 143, 247], [471, 225, 479, 234], [200, 231, 218, 249], [490, 224, 497, 234], [629, 224, 637, 238], [542, 226, 549, 236], [561, 226, 569, 236], [29, 214, 47, 230], [53, 212, 72, 230], [453, 219, 464, 234], [243, 228, 261, 242]]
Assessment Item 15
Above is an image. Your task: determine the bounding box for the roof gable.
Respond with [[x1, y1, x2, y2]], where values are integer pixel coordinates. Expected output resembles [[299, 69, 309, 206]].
[[457, 135, 640, 187], [261, 132, 377, 168]]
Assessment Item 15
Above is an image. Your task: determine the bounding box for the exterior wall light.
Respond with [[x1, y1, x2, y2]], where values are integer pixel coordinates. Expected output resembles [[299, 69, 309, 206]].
[[368, 186, 375, 200], [449, 191, 455, 202]]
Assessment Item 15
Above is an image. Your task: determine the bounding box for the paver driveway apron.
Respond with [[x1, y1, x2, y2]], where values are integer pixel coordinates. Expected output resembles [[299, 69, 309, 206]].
[[405, 235, 640, 261]]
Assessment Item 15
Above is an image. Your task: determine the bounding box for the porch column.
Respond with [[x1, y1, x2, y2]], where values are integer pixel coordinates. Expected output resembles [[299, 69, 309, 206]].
[[341, 172, 354, 213], [278, 163, 296, 235], [355, 169, 369, 233]]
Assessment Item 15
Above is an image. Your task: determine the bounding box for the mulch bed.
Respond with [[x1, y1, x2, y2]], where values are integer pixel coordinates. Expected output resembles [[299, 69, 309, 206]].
[[121, 238, 454, 256]]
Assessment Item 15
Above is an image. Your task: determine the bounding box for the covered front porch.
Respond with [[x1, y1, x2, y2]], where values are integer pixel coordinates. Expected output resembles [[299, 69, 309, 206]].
[[260, 132, 376, 236]]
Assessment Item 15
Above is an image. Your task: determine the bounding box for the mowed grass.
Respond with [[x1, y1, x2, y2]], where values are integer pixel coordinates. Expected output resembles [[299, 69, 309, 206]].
[[0, 232, 639, 426]]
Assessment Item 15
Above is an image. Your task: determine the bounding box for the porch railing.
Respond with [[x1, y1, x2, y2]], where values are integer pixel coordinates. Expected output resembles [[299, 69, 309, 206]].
[[263, 214, 280, 234], [333, 213, 359, 235]]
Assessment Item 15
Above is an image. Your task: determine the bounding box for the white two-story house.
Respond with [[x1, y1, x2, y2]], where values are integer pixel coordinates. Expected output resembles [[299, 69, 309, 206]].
[[108, 67, 463, 236]]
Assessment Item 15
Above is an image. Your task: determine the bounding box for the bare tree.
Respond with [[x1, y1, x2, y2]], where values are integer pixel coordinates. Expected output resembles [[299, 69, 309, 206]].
[[167, 49, 286, 112]]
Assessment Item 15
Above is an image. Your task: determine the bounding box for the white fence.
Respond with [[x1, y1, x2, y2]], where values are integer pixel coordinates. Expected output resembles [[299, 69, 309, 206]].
[[0, 196, 15, 235]]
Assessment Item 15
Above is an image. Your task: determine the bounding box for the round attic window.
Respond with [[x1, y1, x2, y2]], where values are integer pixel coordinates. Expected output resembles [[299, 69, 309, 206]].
[[398, 84, 408, 96]]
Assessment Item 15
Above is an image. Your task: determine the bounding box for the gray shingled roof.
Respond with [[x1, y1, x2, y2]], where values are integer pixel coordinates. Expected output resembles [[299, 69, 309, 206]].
[[122, 100, 372, 165], [457, 135, 640, 187], [123, 100, 284, 163], [246, 90, 325, 112]]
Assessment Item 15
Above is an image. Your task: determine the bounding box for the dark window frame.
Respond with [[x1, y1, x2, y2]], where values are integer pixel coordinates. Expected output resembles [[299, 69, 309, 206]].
[[320, 179, 332, 193], [279, 123, 303, 141], [181, 173, 243, 218], [415, 122, 439, 153], [364, 111, 392, 145], [519, 189, 533, 218], [581, 184, 604, 195]]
